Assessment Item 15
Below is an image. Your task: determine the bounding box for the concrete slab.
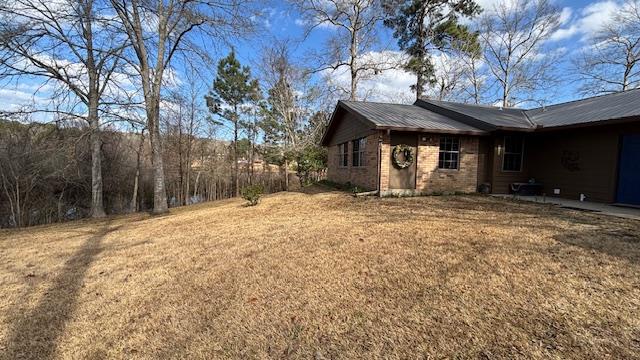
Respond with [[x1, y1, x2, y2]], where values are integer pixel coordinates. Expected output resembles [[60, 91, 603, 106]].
[[491, 194, 640, 221]]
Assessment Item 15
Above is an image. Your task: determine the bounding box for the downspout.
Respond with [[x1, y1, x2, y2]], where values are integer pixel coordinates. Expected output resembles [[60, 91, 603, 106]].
[[378, 135, 382, 197]]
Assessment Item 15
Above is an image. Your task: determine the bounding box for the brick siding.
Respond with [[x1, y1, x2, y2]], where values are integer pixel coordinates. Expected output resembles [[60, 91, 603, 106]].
[[326, 133, 380, 191], [326, 131, 479, 195], [415, 135, 479, 194]]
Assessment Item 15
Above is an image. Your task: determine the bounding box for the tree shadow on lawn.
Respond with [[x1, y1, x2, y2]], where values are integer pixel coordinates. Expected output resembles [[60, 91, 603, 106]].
[[2, 222, 122, 360], [293, 183, 340, 195], [553, 224, 640, 264], [356, 195, 640, 262]]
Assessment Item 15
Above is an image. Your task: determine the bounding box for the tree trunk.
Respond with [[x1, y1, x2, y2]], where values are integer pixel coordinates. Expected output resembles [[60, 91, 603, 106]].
[[350, 25, 358, 101], [233, 112, 239, 197], [88, 104, 106, 218], [149, 105, 169, 214], [284, 159, 289, 191], [131, 131, 144, 212]]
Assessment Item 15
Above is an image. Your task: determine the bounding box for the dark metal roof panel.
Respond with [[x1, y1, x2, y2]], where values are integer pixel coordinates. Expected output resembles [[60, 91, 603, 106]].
[[340, 101, 486, 133], [525, 88, 640, 127], [419, 99, 533, 129]]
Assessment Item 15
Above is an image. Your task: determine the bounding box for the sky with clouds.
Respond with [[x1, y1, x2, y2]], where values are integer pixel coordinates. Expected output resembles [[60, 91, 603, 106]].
[[0, 0, 631, 118], [231, 0, 629, 106]]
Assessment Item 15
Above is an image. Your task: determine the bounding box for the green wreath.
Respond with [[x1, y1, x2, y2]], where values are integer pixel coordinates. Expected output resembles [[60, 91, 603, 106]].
[[392, 144, 414, 169]]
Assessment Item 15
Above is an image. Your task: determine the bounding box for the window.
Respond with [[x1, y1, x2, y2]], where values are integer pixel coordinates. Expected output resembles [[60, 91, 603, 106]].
[[352, 137, 366, 167], [503, 136, 524, 171], [438, 136, 460, 170], [338, 143, 348, 167]]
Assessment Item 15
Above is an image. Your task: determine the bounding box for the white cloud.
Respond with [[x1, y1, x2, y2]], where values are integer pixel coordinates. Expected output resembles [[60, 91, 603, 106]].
[[321, 51, 416, 104], [550, 0, 622, 41]]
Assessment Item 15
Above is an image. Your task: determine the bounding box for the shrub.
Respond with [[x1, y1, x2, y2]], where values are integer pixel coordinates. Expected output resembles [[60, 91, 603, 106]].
[[241, 185, 264, 206]]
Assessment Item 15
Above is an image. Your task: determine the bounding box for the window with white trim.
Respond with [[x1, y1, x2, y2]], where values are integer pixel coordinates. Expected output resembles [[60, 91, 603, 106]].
[[438, 136, 460, 170], [503, 136, 524, 171], [338, 143, 348, 167], [352, 137, 366, 167]]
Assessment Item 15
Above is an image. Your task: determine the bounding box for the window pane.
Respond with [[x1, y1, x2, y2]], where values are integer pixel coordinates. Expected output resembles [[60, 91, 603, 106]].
[[438, 136, 460, 169], [503, 136, 523, 171]]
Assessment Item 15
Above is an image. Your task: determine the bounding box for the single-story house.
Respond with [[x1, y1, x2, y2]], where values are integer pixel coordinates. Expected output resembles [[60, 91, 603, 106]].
[[320, 89, 640, 206]]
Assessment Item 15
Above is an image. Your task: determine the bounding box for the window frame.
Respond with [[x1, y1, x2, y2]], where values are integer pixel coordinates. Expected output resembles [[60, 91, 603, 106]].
[[438, 136, 460, 170], [502, 135, 525, 172], [337, 142, 348, 168], [352, 137, 366, 168]]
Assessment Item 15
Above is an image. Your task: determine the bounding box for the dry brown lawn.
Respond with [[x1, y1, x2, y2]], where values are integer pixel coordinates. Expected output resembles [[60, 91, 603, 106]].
[[1, 187, 639, 359]]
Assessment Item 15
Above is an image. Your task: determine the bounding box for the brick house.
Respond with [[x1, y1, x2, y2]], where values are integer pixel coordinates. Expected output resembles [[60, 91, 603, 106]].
[[320, 89, 640, 206]]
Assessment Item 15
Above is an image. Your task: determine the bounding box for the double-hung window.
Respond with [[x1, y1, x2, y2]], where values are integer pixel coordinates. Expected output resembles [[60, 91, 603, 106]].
[[338, 143, 348, 167], [352, 137, 366, 167], [438, 136, 460, 170], [503, 136, 524, 171]]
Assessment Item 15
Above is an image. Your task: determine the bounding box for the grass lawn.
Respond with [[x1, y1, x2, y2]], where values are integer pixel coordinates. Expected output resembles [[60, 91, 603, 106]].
[[1, 187, 639, 359]]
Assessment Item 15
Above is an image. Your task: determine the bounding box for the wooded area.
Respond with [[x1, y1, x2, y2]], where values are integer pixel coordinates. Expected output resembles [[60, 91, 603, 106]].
[[0, 0, 638, 227]]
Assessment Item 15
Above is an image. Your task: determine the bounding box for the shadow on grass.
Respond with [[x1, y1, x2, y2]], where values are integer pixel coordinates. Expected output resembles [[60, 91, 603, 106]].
[[292, 183, 341, 195], [2, 222, 121, 360], [553, 226, 640, 263], [380, 195, 640, 262]]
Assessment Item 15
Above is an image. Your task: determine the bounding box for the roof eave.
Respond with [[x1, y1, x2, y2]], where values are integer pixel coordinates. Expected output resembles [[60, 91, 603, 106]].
[[533, 115, 640, 132], [375, 125, 488, 136]]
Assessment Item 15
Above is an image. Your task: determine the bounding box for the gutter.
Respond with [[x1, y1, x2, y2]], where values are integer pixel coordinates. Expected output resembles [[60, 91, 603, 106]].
[[377, 136, 382, 197]]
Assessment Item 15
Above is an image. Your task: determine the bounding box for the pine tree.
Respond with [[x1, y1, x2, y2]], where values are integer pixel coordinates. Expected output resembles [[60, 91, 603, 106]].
[[206, 51, 260, 197], [383, 0, 481, 100]]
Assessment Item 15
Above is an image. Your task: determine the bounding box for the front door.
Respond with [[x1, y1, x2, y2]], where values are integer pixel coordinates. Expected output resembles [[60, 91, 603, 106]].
[[389, 132, 417, 189], [616, 134, 640, 206]]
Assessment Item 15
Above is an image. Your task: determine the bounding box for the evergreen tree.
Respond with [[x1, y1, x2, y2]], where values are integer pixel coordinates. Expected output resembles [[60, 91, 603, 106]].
[[383, 0, 481, 100], [206, 51, 260, 196]]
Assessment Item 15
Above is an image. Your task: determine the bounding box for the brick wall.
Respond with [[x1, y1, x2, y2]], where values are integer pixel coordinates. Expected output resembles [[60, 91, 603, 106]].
[[326, 131, 480, 194], [326, 133, 380, 191], [415, 135, 479, 194], [379, 132, 391, 191]]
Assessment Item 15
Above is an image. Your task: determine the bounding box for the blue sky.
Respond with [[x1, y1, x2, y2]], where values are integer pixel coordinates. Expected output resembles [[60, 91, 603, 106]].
[[230, 0, 627, 106], [0, 0, 629, 120]]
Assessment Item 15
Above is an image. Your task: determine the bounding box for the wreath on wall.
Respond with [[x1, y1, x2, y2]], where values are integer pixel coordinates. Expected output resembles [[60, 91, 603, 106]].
[[392, 144, 415, 169]]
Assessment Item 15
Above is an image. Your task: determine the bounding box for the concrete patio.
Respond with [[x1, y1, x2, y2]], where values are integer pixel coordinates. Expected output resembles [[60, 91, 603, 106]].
[[491, 194, 640, 221]]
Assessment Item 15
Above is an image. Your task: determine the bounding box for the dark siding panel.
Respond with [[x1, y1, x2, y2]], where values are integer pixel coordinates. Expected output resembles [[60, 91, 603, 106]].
[[326, 112, 376, 146], [490, 134, 530, 194], [477, 137, 492, 185], [527, 123, 640, 202]]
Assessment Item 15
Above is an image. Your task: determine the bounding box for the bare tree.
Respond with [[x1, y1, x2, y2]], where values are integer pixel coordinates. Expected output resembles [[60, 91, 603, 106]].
[[575, 0, 640, 95], [109, 0, 250, 213], [294, 0, 393, 100], [0, 0, 128, 218], [478, 0, 561, 107], [260, 41, 321, 190]]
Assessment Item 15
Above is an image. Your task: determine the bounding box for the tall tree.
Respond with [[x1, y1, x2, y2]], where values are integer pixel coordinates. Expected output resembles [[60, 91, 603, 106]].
[[109, 0, 250, 214], [206, 51, 259, 197], [0, 0, 127, 218], [260, 42, 320, 190], [294, 0, 390, 100], [383, 0, 481, 100], [575, 0, 640, 95], [478, 0, 561, 107]]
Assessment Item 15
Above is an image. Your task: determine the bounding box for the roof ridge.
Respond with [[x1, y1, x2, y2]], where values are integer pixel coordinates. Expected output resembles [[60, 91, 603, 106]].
[[420, 98, 525, 110], [341, 99, 415, 106], [526, 87, 640, 112]]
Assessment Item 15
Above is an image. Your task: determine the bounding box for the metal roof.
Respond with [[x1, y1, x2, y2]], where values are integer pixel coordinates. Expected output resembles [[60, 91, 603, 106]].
[[322, 90, 640, 146], [415, 99, 533, 129], [340, 101, 487, 134], [525, 88, 640, 127]]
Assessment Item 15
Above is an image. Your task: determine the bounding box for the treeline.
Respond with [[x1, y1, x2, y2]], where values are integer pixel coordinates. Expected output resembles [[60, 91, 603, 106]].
[[0, 119, 296, 228]]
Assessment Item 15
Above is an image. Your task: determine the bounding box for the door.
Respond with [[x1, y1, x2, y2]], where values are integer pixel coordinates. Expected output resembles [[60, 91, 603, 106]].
[[616, 134, 640, 206], [389, 132, 417, 189]]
